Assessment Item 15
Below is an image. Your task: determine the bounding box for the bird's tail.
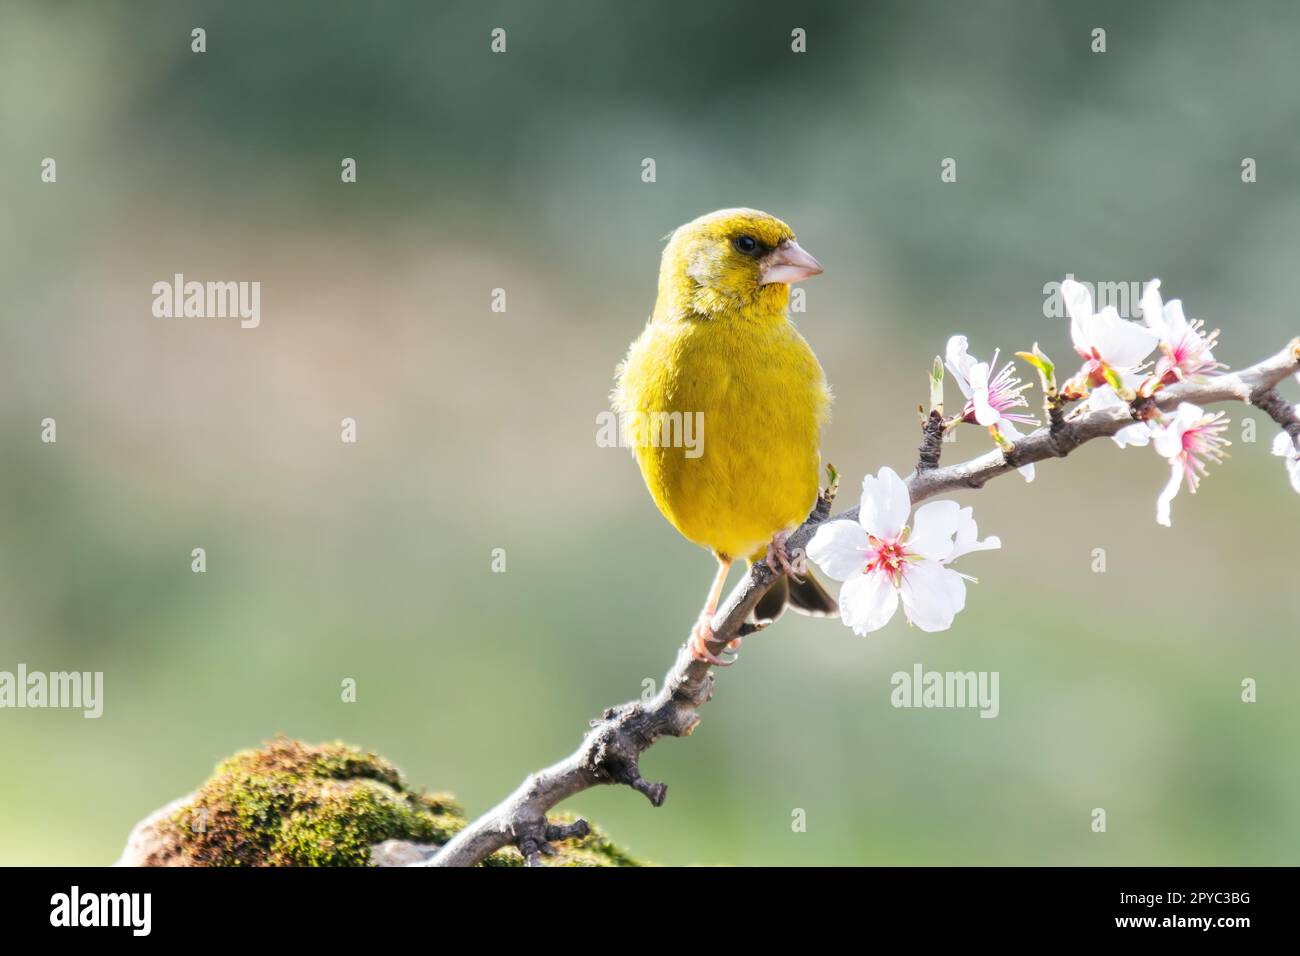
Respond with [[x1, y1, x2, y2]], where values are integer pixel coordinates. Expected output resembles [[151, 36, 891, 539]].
[[750, 569, 839, 627]]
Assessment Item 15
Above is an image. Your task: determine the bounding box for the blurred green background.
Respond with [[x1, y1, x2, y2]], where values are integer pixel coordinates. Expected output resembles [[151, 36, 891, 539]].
[[2, 0, 1298, 866]]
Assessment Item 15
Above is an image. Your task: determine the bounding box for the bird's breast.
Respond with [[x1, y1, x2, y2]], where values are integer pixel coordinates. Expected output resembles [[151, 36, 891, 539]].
[[615, 314, 830, 559]]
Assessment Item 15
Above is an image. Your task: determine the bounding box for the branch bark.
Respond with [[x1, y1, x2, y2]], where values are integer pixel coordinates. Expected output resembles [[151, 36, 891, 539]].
[[426, 337, 1300, 867]]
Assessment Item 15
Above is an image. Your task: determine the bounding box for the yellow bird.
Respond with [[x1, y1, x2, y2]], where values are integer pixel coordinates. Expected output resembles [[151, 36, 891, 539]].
[[613, 208, 837, 665]]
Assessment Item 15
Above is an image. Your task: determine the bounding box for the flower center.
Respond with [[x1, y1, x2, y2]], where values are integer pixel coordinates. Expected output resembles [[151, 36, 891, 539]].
[[864, 535, 910, 586]]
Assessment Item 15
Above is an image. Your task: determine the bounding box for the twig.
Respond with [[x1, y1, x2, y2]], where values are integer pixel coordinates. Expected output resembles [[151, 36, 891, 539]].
[[426, 337, 1299, 867], [1253, 386, 1300, 445]]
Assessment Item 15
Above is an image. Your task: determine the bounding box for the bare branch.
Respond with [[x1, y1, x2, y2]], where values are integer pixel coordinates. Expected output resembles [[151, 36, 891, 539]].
[[1253, 386, 1300, 445], [426, 337, 1299, 867]]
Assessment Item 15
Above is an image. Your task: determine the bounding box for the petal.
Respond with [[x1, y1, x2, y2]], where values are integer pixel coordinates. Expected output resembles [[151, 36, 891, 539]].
[[1113, 423, 1152, 448], [806, 520, 871, 581], [997, 418, 1024, 439], [1152, 404, 1201, 459], [1152, 426, 1183, 459], [947, 506, 1002, 562], [838, 571, 899, 635], [1115, 369, 1146, 393], [1062, 279, 1094, 355], [1090, 307, 1158, 368], [1156, 462, 1184, 527], [1163, 298, 1190, 337], [1086, 384, 1123, 410], [859, 466, 911, 539], [944, 335, 976, 398], [974, 398, 1000, 428], [899, 561, 967, 632], [1017, 462, 1036, 482], [945, 334, 970, 368], [969, 363, 1000, 425], [1272, 431, 1300, 494], [908, 500, 961, 561], [1139, 279, 1164, 333], [1061, 279, 1094, 320]]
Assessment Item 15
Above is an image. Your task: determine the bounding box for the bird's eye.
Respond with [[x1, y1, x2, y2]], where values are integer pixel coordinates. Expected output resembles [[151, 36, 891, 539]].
[[733, 235, 759, 256]]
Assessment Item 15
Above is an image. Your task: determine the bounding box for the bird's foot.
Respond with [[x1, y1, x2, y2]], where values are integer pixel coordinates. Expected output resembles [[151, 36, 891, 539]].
[[765, 531, 807, 581], [687, 613, 741, 667]]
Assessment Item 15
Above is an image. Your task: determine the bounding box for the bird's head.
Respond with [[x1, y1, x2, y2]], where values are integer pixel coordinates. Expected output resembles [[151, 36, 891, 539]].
[[657, 208, 823, 320]]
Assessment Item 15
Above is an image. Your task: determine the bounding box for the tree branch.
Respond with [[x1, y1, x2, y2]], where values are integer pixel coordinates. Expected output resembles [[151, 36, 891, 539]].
[[426, 337, 1299, 867]]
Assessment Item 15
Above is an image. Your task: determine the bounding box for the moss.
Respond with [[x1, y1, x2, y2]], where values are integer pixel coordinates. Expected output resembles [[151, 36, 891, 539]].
[[153, 737, 641, 867]]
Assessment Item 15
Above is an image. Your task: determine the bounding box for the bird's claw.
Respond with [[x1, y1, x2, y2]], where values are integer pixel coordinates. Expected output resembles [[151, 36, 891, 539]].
[[688, 615, 739, 667], [765, 532, 806, 582]]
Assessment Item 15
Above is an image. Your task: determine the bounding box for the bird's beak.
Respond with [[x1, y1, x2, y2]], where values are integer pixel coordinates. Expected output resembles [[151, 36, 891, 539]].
[[759, 239, 824, 285]]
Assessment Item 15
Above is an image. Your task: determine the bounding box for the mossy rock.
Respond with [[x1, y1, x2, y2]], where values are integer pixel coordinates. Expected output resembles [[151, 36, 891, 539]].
[[117, 737, 641, 867]]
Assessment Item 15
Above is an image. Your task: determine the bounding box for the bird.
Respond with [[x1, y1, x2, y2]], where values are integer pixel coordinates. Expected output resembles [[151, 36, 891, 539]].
[[613, 208, 837, 666]]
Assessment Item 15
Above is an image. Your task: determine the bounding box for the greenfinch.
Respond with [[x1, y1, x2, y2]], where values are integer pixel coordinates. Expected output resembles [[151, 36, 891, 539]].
[[613, 208, 837, 664]]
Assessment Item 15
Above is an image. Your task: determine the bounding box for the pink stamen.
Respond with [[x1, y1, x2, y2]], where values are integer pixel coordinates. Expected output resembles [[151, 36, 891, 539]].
[[863, 534, 910, 587], [1157, 323, 1223, 384], [1177, 412, 1231, 493], [960, 351, 1040, 427]]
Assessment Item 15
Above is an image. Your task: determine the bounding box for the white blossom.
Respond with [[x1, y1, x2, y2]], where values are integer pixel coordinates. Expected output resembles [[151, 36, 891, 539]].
[[807, 467, 998, 634]]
